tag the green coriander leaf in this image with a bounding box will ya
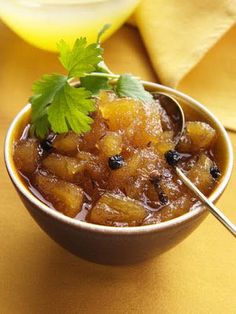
[97,24,111,43]
[57,38,103,78]
[30,115,50,139]
[48,83,95,134]
[96,62,110,74]
[32,74,65,94]
[97,61,114,75]
[80,75,111,95]
[30,74,67,138]
[116,74,153,103]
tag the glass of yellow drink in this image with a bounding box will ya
[0,0,140,52]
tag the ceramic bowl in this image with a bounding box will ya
[4,82,233,265]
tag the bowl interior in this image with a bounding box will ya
[4,82,234,234]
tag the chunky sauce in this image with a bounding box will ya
[13,91,221,227]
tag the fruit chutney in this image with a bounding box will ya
[13,91,221,227]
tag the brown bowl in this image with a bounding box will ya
[4,82,233,265]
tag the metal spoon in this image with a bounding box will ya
[152,92,185,143]
[152,92,236,237]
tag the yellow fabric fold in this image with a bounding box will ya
[134,0,236,130]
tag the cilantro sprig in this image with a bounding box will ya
[116,74,153,103]
[57,38,103,78]
[30,29,153,139]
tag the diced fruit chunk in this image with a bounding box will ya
[187,154,214,194]
[108,151,142,190]
[79,110,107,152]
[99,92,162,147]
[159,195,193,222]
[128,104,163,147]
[53,131,81,155]
[35,172,83,217]
[98,132,123,157]
[159,178,182,201]
[178,121,216,152]
[77,151,109,183]
[109,147,162,200]
[155,131,175,154]
[42,153,84,182]
[99,95,143,130]
[89,193,147,226]
[14,139,40,174]
[187,122,216,149]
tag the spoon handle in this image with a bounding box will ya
[175,166,236,237]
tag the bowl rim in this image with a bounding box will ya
[4,81,234,235]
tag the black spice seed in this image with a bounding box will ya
[210,166,221,179]
[108,155,124,170]
[165,150,181,166]
[158,191,169,205]
[41,139,53,151]
[149,172,169,205]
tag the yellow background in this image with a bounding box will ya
[135,0,236,131]
[0,22,236,313]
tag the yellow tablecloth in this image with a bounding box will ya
[134,0,236,131]
[0,22,236,314]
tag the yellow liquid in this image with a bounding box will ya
[0,0,140,52]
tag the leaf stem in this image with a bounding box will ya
[85,72,140,80]
[67,72,140,87]
[85,72,120,79]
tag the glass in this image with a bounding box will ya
[0,0,140,52]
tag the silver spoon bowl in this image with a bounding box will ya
[152,92,185,142]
